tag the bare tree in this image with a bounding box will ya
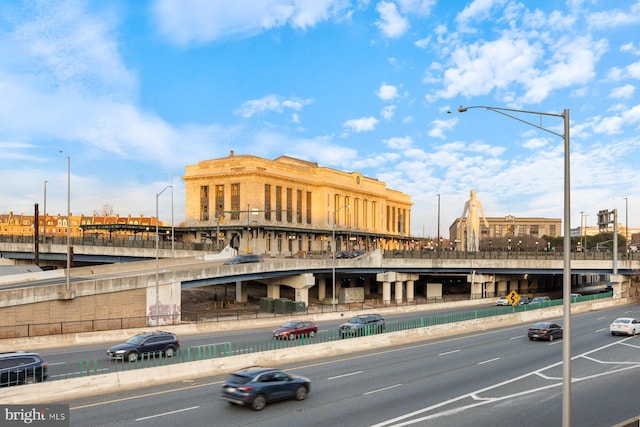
[93,204,114,216]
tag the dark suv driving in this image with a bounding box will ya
[0,352,48,386]
[107,331,180,362]
[339,314,385,337]
[221,367,310,411]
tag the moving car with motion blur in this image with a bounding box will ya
[528,322,563,341]
[0,352,48,387]
[609,317,640,336]
[221,367,310,411]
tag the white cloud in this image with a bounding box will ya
[376,83,399,101]
[587,2,640,30]
[235,95,313,118]
[522,137,549,150]
[428,117,457,139]
[628,61,640,79]
[456,0,506,32]
[414,36,430,49]
[383,136,413,149]
[620,42,640,55]
[397,0,436,16]
[343,116,379,132]
[610,84,635,99]
[375,1,409,38]
[152,0,352,44]
[381,105,396,120]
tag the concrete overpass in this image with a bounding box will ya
[1,245,638,335]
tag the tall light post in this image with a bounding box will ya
[436,193,441,252]
[155,185,173,326]
[58,152,71,292]
[456,105,571,426]
[43,180,48,244]
[332,204,350,309]
[624,197,629,253]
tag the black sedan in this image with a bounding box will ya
[528,322,563,341]
[221,367,310,411]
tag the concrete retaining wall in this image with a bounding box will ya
[0,297,629,404]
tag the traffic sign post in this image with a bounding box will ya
[507,290,520,307]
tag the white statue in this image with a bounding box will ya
[459,189,489,252]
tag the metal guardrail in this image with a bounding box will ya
[39,292,612,382]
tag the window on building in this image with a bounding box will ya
[296,190,302,223]
[286,188,293,222]
[231,183,240,220]
[215,185,224,220]
[264,185,272,220]
[200,185,210,221]
[550,225,556,236]
[354,198,359,228]
[275,186,282,221]
[306,192,312,224]
[530,225,539,235]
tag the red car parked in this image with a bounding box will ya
[273,321,318,340]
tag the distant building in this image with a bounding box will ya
[0,212,163,241]
[449,215,562,251]
[182,151,413,255]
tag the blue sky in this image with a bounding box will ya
[1,0,639,238]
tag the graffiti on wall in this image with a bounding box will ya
[147,303,181,323]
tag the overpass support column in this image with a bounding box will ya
[382,282,391,304]
[467,273,494,299]
[317,276,326,301]
[364,278,372,297]
[395,281,403,304]
[267,284,280,299]
[406,279,415,302]
[610,274,635,299]
[235,280,247,304]
[295,288,309,306]
[496,280,508,295]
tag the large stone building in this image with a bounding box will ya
[182,151,413,255]
[449,215,562,251]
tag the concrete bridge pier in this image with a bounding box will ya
[260,274,316,306]
[610,274,638,299]
[146,277,181,327]
[235,280,247,303]
[317,276,326,300]
[468,273,495,299]
[376,272,419,303]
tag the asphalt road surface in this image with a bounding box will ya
[63,303,640,427]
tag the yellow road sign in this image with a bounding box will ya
[507,290,520,306]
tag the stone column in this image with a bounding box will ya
[406,279,415,302]
[267,284,280,299]
[317,276,326,301]
[382,281,391,304]
[395,280,403,304]
[235,280,247,303]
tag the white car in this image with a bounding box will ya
[610,317,640,336]
[495,297,509,306]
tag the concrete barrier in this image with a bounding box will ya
[0,297,629,404]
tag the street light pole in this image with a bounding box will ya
[456,105,571,427]
[332,204,350,309]
[625,197,629,253]
[155,185,172,326]
[43,180,48,244]
[58,152,71,292]
[437,193,441,252]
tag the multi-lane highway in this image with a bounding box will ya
[38,305,499,381]
[61,303,640,427]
